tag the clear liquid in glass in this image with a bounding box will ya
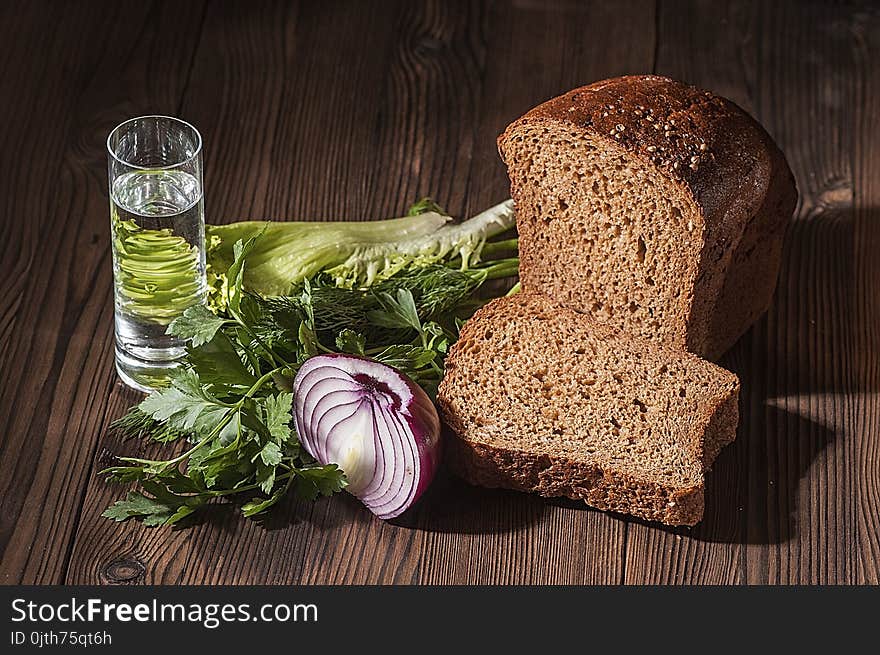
[111,169,206,392]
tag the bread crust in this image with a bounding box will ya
[498,75,797,360]
[444,436,705,526]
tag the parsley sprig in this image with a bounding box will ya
[103,236,347,525]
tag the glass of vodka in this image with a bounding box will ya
[107,116,206,392]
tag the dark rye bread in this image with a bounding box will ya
[498,75,797,361]
[436,293,740,526]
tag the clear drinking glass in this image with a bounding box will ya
[107,116,207,392]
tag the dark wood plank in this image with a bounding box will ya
[0,0,48,372]
[0,0,207,584]
[749,0,863,582]
[851,3,880,584]
[623,0,874,584]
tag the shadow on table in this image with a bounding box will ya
[659,405,835,545]
[391,466,545,534]
[734,205,875,398]
[396,335,840,542]
[394,405,837,544]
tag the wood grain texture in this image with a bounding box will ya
[0,0,207,584]
[621,0,880,585]
[850,2,880,584]
[748,0,860,585]
[1,0,876,585]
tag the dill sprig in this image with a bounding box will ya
[111,408,189,444]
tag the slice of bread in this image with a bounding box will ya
[498,75,797,360]
[436,293,740,526]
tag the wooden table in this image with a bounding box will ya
[2,0,878,585]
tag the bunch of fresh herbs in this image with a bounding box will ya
[103,199,518,526]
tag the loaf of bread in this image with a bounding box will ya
[437,293,740,526]
[498,75,797,360]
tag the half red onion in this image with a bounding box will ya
[293,354,441,519]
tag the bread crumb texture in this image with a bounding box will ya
[437,293,740,526]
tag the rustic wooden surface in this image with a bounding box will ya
[1,0,877,585]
